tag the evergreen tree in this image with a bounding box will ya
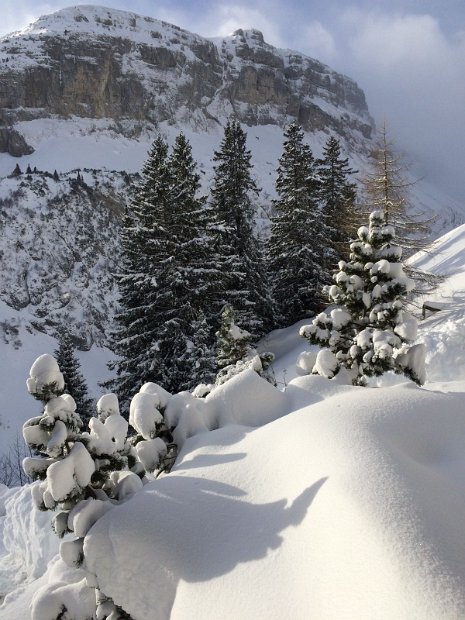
[23,354,140,619]
[54,330,93,424]
[187,312,218,389]
[215,304,275,387]
[11,163,22,177]
[267,122,325,327]
[109,136,180,404]
[300,211,426,386]
[109,134,219,403]
[209,118,272,337]
[168,134,218,388]
[317,136,357,262]
[216,304,253,369]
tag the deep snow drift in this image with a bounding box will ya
[2,372,465,619]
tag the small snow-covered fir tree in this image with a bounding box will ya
[300,211,426,386]
[54,329,93,424]
[129,382,177,476]
[215,305,275,386]
[187,312,218,389]
[268,122,326,327]
[216,305,252,369]
[23,354,141,620]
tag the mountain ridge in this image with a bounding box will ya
[0,4,373,156]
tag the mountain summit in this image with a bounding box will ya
[0,4,373,157]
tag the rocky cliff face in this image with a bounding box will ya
[0,5,373,156]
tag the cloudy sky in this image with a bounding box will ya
[2,0,465,201]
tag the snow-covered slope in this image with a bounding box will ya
[2,222,465,618]
[410,223,465,381]
[85,381,465,619]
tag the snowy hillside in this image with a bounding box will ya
[0,4,380,382]
[2,223,465,618]
[0,4,462,390]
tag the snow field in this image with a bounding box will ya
[83,377,465,619]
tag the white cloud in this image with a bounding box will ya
[302,21,336,60]
[330,8,465,201]
[153,2,284,48]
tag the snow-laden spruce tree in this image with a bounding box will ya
[109,134,219,403]
[267,122,326,327]
[210,118,272,337]
[300,211,426,386]
[215,305,275,386]
[54,329,93,425]
[317,136,357,263]
[108,136,174,409]
[23,354,141,620]
[168,133,218,389]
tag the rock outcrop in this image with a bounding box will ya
[0,6,373,147]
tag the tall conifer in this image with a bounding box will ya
[109,134,220,403]
[317,136,357,263]
[209,118,271,337]
[268,122,324,327]
[108,136,182,407]
[168,133,218,389]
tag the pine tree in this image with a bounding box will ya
[109,134,220,402]
[11,163,22,176]
[317,136,357,263]
[209,118,272,337]
[168,134,218,389]
[54,330,93,425]
[215,304,275,387]
[300,211,426,386]
[267,122,325,327]
[187,312,217,389]
[108,136,179,406]
[216,304,253,369]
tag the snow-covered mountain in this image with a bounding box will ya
[0,4,382,351]
[0,4,462,348]
[0,5,373,148]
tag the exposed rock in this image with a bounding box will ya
[0,6,374,142]
[0,127,34,156]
